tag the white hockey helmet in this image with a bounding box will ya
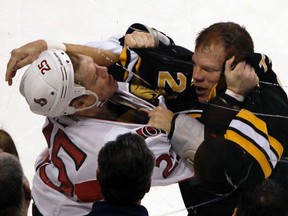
[20,49,100,117]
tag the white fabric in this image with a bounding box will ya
[45,40,67,51]
[32,115,194,216]
[86,35,140,83]
[170,114,205,164]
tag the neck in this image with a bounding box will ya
[75,102,149,124]
[75,102,119,120]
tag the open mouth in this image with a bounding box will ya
[108,75,118,89]
[108,75,113,86]
[195,86,207,95]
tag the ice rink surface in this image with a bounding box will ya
[1,0,288,215]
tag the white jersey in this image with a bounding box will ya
[32,116,194,216]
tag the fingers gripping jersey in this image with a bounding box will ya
[86,35,194,99]
[32,116,193,216]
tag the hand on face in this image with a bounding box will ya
[225,56,259,97]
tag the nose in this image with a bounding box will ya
[97,65,109,78]
[192,65,204,81]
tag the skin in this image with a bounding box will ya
[5,31,154,86]
[192,45,224,103]
[75,42,225,112]
[148,44,225,133]
[71,54,122,118]
[75,54,118,102]
[148,44,258,133]
[4,32,154,119]
[4,31,257,124]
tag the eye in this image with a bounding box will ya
[203,67,221,73]
[92,66,98,84]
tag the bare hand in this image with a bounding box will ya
[124,31,155,48]
[148,105,174,133]
[225,56,259,97]
[6,40,47,85]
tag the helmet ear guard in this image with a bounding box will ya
[20,49,101,117]
[70,89,103,114]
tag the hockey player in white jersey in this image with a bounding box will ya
[19,49,195,216]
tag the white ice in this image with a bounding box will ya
[1,0,288,215]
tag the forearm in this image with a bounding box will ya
[64,43,119,66]
[46,40,120,67]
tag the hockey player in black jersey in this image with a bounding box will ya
[148,22,288,216]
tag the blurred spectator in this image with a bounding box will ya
[0,129,19,158]
[0,151,31,216]
[233,179,288,216]
[86,133,155,216]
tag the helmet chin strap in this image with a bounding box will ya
[74,90,104,113]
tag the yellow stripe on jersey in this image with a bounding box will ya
[119,47,129,81]
[236,109,267,133]
[208,84,217,101]
[135,56,142,73]
[225,109,283,178]
[120,47,128,65]
[119,46,143,83]
[187,113,202,119]
[268,135,283,160]
[225,129,272,178]
[236,109,283,163]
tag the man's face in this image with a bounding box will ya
[75,54,118,101]
[192,44,225,103]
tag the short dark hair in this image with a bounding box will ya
[195,22,254,65]
[0,152,24,215]
[97,133,155,203]
[236,179,288,216]
[0,129,19,158]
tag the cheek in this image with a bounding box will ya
[95,84,113,100]
[207,73,221,85]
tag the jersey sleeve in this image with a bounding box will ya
[133,125,194,186]
[85,34,124,55]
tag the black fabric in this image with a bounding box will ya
[201,93,242,135]
[32,202,44,216]
[130,46,194,97]
[85,201,149,216]
[179,179,243,216]
[125,23,175,46]
[194,136,264,191]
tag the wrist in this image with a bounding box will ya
[45,40,66,51]
[225,89,245,102]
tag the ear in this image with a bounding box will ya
[71,95,96,109]
[96,167,101,178]
[145,179,152,193]
[23,177,32,201]
[96,167,100,175]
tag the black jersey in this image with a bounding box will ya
[109,45,194,100]
[179,53,288,216]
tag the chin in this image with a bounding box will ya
[198,97,208,103]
